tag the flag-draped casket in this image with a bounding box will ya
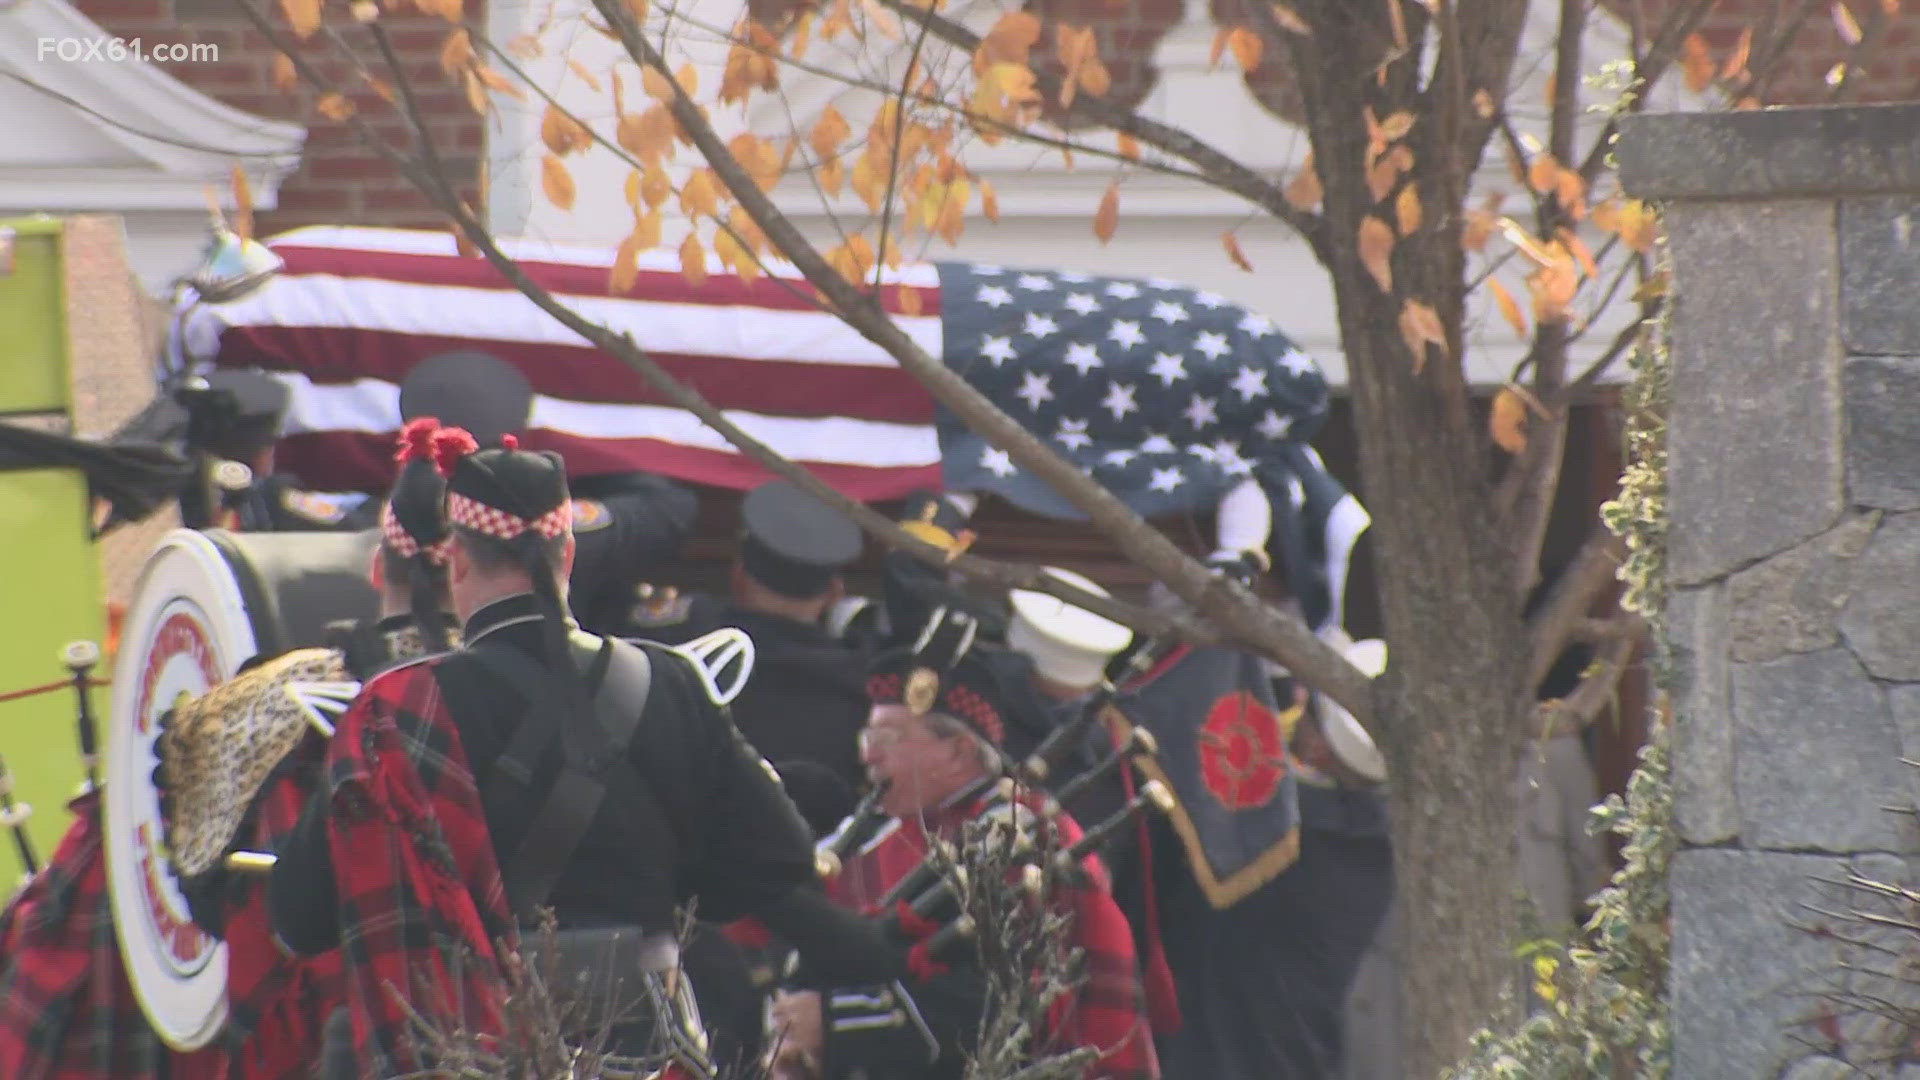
[171,226,1366,630]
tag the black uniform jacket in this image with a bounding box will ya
[269,595,905,981]
[1146,782,1394,1080]
[628,594,871,831]
[567,474,699,635]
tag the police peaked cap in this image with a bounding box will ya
[739,479,863,599]
[399,350,534,449]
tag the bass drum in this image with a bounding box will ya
[103,528,378,1050]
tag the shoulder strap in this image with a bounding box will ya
[471,634,655,920]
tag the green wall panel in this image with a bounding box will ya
[0,469,105,884]
[0,216,69,416]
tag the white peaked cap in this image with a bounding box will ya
[1317,631,1388,783]
[1007,567,1135,690]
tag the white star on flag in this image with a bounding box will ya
[1188,443,1220,464]
[1017,274,1054,291]
[1212,438,1249,473]
[1148,466,1186,492]
[1194,291,1229,308]
[1257,410,1294,439]
[972,264,1005,275]
[1141,433,1176,455]
[977,284,1014,308]
[1108,320,1146,349]
[1062,342,1103,375]
[1057,271,1093,283]
[981,447,1018,476]
[1022,311,1059,339]
[1195,331,1231,359]
[1101,382,1139,421]
[1016,371,1054,410]
[1103,448,1139,467]
[1105,281,1141,299]
[1231,366,1269,401]
[1146,277,1181,291]
[1149,352,1187,386]
[981,336,1016,366]
[1280,349,1318,377]
[1183,394,1218,429]
[1239,313,1276,337]
[1063,293,1100,314]
[1150,300,1190,324]
[1056,418,1093,450]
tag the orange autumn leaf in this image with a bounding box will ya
[1227,26,1263,72]
[1472,89,1495,119]
[975,10,1042,74]
[643,64,676,102]
[1395,183,1423,235]
[1463,208,1498,252]
[1490,386,1529,453]
[230,164,254,243]
[1527,151,1560,194]
[1285,156,1323,211]
[364,74,397,104]
[1118,132,1140,161]
[279,0,321,39]
[679,233,709,286]
[1680,33,1715,91]
[611,228,644,293]
[541,103,593,156]
[981,178,1000,222]
[1223,230,1254,272]
[1559,228,1599,278]
[440,28,474,75]
[1616,199,1659,253]
[1488,277,1528,340]
[1397,299,1446,375]
[640,163,672,208]
[1209,26,1231,69]
[1271,3,1311,33]
[272,53,297,93]
[1722,27,1753,81]
[1360,216,1396,293]
[1093,182,1120,244]
[680,168,721,219]
[812,105,851,161]
[316,92,356,121]
[1834,0,1864,44]
[897,282,924,316]
[631,209,663,251]
[540,154,576,211]
[567,59,603,92]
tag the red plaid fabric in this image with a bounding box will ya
[445,491,571,541]
[221,737,344,1080]
[830,792,1160,1080]
[0,792,228,1080]
[380,503,451,565]
[319,660,518,1076]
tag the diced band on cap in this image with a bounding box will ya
[447,490,572,541]
[381,503,453,565]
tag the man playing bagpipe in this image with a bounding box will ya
[263,437,928,1079]
[0,418,469,1080]
[767,627,1161,1080]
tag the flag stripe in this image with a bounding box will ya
[275,431,942,502]
[183,275,943,373]
[267,241,943,317]
[217,326,936,423]
[267,371,940,466]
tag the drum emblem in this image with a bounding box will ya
[130,605,221,975]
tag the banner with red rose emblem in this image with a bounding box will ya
[1109,645,1302,909]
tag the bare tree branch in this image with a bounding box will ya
[1524,526,1628,690]
[588,0,1378,726]
[1537,612,1645,734]
[234,0,1244,662]
[872,0,1328,259]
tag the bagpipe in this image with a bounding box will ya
[796,607,1178,987]
[4,522,762,1056]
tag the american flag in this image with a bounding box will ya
[173,226,1367,629]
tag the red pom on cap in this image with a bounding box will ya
[501,434,519,450]
[430,426,479,478]
[395,417,440,465]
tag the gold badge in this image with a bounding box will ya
[904,667,939,715]
[571,498,610,533]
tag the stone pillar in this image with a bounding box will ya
[1619,104,1920,1079]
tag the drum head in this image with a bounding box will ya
[104,531,256,1050]
[104,528,380,1049]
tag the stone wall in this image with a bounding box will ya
[1619,103,1920,1079]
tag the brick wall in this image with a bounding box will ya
[70,0,484,236]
